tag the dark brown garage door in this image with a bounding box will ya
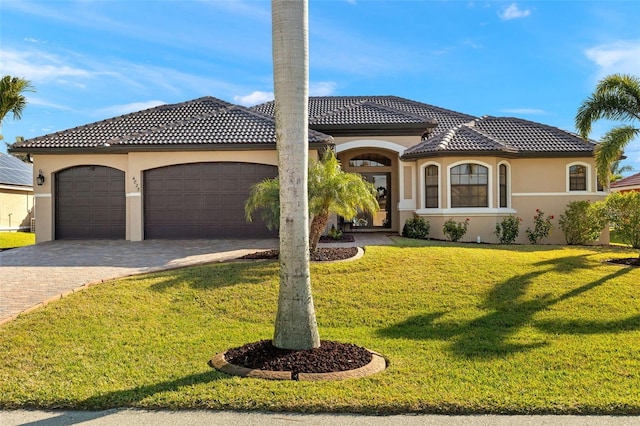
[55,165,126,240]
[144,162,278,239]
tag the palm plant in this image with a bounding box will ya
[575,73,640,184]
[246,150,379,253]
[0,75,35,141]
[609,159,634,183]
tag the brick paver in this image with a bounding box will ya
[0,234,394,325]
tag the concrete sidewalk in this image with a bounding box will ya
[1,409,638,426]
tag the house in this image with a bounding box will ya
[0,153,34,232]
[610,172,640,193]
[10,95,608,244]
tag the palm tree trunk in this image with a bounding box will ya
[309,212,329,253]
[271,0,320,350]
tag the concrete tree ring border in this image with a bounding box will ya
[209,349,387,381]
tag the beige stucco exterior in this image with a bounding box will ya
[0,184,34,232]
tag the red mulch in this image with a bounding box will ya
[319,234,356,243]
[224,340,372,375]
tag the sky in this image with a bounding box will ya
[1,0,639,174]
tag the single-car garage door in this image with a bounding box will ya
[55,165,126,239]
[144,162,278,239]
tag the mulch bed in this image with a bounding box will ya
[319,234,356,243]
[224,339,372,375]
[240,247,358,262]
[606,257,640,267]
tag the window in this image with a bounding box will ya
[569,165,587,191]
[450,163,488,208]
[425,165,438,208]
[348,154,391,167]
[499,164,508,208]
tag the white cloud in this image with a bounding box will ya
[499,3,532,21]
[500,108,546,115]
[96,101,166,118]
[585,40,640,78]
[310,81,337,97]
[234,91,274,106]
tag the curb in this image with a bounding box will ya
[209,349,386,381]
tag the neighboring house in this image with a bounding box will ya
[0,153,34,232]
[610,172,640,193]
[10,95,607,244]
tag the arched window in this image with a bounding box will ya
[450,163,488,208]
[348,154,392,167]
[499,163,508,208]
[425,165,439,208]
[569,165,587,191]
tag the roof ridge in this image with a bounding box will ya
[462,117,518,151]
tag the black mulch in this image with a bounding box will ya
[224,339,372,375]
[606,257,640,267]
[319,234,356,243]
[240,247,358,262]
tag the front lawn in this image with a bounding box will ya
[0,232,35,250]
[1,239,639,414]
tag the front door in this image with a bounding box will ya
[354,172,391,229]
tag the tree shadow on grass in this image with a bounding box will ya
[78,370,225,410]
[124,261,279,293]
[378,254,636,359]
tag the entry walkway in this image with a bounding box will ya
[0,234,394,325]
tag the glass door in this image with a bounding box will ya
[354,172,391,229]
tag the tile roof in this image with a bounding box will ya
[611,172,640,189]
[0,153,33,187]
[402,116,597,158]
[10,97,332,152]
[253,96,473,134]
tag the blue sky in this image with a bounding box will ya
[1,0,639,173]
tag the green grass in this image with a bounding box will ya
[0,232,35,249]
[1,239,639,414]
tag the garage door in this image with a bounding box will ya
[55,166,126,240]
[144,162,278,239]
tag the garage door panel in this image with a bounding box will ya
[144,162,277,239]
[55,166,125,240]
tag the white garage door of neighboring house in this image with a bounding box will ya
[143,162,278,239]
[55,165,126,240]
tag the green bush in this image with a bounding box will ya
[600,191,640,249]
[559,201,606,245]
[525,209,554,244]
[494,215,521,244]
[327,224,343,240]
[402,214,430,239]
[443,218,469,242]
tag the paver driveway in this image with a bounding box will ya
[0,234,393,325]
[0,239,278,324]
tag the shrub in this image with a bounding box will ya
[402,214,430,239]
[559,200,606,245]
[525,209,554,244]
[600,191,640,249]
[327,224,343,240]
[443,218,469,242]
[494,215,521,244]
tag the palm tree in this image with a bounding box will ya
[610,159,634,183]
[270,0,319,350]
[576,73,640,184]
[0,75,35,141]
[246,150,379,252]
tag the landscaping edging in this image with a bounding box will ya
[209,349,387,381]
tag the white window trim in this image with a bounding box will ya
[566,161,591,193]
[447,160,493,209]
[420,161,441,210]
[497,161,511,209]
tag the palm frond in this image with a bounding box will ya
[595,125,639,183]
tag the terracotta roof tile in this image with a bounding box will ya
[611,172,640,189]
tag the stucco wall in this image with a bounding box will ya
[0,186,34,231]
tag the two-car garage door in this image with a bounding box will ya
[144,162,278,239]
[55,162,277,240]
